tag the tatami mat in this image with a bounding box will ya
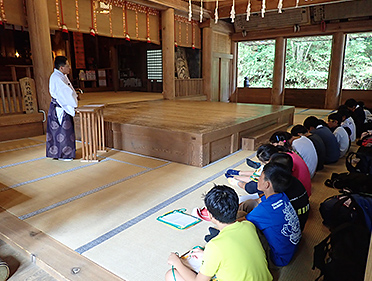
[0,108,351,281]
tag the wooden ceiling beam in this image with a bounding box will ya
[231,18,372,41]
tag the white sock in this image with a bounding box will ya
[227,177,241,188]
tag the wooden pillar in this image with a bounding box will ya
[231,41,238,96]
[110,45,119,92]
[161,8,175,100]
[271,37,286,105]
[202,27,213,101]
[26,0,53,132]
[325,32,346,109]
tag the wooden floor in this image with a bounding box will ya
[0,92,358,281]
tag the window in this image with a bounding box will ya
[343,32,372,90]
[238,40,275,88]
[285,36,332,89]
[147,49,162,82]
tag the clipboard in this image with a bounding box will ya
[156,209,201,230]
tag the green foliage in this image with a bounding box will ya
[238,41,275,87]
[285,36,332,89]
[343,33,372,90]
[237,33,372,90]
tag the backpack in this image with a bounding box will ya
[313,223,370,281]
[346,146,372,174]
[324,172,372,195]
[314,192,372,281]
[319,193,367,229]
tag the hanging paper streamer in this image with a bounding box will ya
[109,4,113,37]
[200,0,203,23]
[174,15,177,47]
[75,0,80,30]
[188,0,192,21]
[278,0,283,13]
[146,10,151,43]
[124,1,130,40]
[230,0,235,23]
[246,0,251,21]
[56,0,61,28]
[92,0,97,33]
[261,0,266,18]
[192,21,195,49]
[296,0,299,8]
[214,0,218,24]
[0,0,6,25]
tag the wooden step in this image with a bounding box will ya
[0,113,44,141]
[0,208,125,281]
[241,123,289,151]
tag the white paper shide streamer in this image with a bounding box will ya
[188,0,192,21]
[246,0,251,21]
[296,0,299,8]
[230,0,235,23]
[261,0,266,18]
[278,0,283,13]
[200,0,203,23]
[215,0,219,24]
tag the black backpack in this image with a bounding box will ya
[324,172,372,195]
[313,223,370,281]
[319,193,366,229]
[313,193,372,281]
[346,146,372,174]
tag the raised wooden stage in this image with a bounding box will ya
[97,100,294,167]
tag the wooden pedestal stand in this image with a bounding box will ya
[75,104,106,162]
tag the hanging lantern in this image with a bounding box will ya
[230,0,235,23]
[261,0,266,18]
[188,0,192,21]
[200,0,203,23]
[278,0,283,13]
[90,27,96,36]
[61,24,68,40]
[62,24,68,33]
[214,0,219,24]
[246,0,251,21]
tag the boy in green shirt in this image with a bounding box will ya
[166,185,272,281]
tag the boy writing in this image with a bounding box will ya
[166,185,272,281]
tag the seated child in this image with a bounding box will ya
[225,144,279,194]
[338,105,356,142]
[269,132,312,197]
[270,130,318,179]
[270,153,310,231]
[245,163,302,267]
[291,124,326,171]
[165,185,272,281]
[327,112,350,158]
[303,116,340,164]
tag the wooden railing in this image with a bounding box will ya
[0,79,43,141]
[175,78,203,97]
[0,81,23,114]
